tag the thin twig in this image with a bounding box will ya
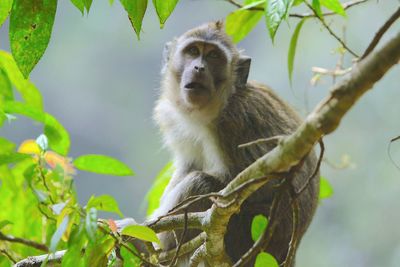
[361,6,400,59]
[0,249,17,264]
[304,1,359,57]
[0,232,49,252]
[169,210,189,266]
[295,140,324,196]
[225,0,369,18]
[282,196,300,267]
[387,135,400,171]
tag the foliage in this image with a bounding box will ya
[0,0,352,266]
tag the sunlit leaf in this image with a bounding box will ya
[319,176,334,199]
[251,214,269,242]
[4,101,70,155]
[9,0,57,78]
[152,0,178,28]
[0,51,43,110]
[120,0,147,39]
[320,0,345,16]
[0,0,13,27]
[255,252,279,267]
[265,0,294,42]
[62,225,87,267]
[83,0,92,13]
[239,0,266,10]
[120,242,141,267]
[74,154,134,176]
[312,0,322,18]
[0,220,12,230]
[146,161,174,216]
[0,68,13,101]
[50,215,69,252]
[0,152,31,165]
[18,139,41,155]
[288,18,306,83]
[226,0,264,43]
[122,224,160,244]
[70,0,85,15]
[0,137,15,154]
[87,237,115,267]
[86,195,123,217]
[44,113,70,156]
[293,0,303,6]
[86,207,98,242]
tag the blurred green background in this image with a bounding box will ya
[1,1,400,266]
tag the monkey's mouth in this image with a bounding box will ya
[184,82,206,92]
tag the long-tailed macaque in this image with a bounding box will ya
[151,21,320,267]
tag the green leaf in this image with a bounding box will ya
[122,224,160,244]
[226,0,264,43]
[74,154,134,176]
[312,0,322,18]
[146,162,174,216]
[265,0,294,42]
[44,113,70,155]
[293,0,303,6]
[0,68,13,101]
[4,101,70,155]
[319,176,334,199]
[288,18,306,83]
[152,0,178,28]
[0,220,12,230]
[62,225,87,267]
[239,0,266,10]
[87,237,115,267]
[120,0,148,40]
[0,137,16,154]
[0,0,12,27]
[0,152,31,165]
[9,0,57,78]
[50,215,69,252]
[83,0,93,13]
[85,207,98,242]
[0,51,43,110]
[254,252,279,267]
[120,242,141,267]
[251,214,269,242]
[70,0,85,15]
[86,195,123,217]
[320,0,346,16]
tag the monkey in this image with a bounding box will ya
[150,21,320,267]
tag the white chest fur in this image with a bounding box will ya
[154,100,228,178]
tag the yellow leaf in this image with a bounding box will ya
[18,139,41,155]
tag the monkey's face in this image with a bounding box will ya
[173,41,230,108]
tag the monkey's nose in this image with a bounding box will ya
[194,65,205,72]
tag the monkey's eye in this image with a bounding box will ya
[187,46,200,56]
[207,50,220,59]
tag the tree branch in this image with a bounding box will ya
[361,6,400,59]
[225,0,369,18]
[203,31,400,265]
[0,232,49,252]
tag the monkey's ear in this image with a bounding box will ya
[236,56,251,88]
[161,40,176,74]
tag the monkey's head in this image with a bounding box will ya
[161,21,251,114]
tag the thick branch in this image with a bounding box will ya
[14,250,66,267]
[204,31,400,265]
